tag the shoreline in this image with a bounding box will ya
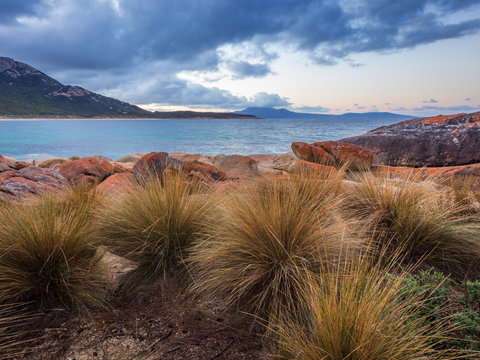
[0,116,261,121]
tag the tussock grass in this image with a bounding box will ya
[188,173,360,321]
[0,186,104,309]
[346,172,480,278]
[448,176,480,216]
[97,172,212,291]
[273,249,468,360]
[0,304,35,360]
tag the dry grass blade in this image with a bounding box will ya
[97,171,213,292]
[0,303,37,360]
[0,186,105,310]
[188,172,360,322]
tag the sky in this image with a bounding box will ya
[0,0,479,116]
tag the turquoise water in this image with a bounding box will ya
[0,118,393,160]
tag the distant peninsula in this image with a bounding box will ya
[235,107,414,121]
[0,57,257,119]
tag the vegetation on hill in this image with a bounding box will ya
[0,57,257,119]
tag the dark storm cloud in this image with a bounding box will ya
[1,0,479,106]
[227,61,272,79]
[0,0,43,23]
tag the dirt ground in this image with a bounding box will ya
[16,252,271,360]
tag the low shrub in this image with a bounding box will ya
[346,172,480,278]
[97,172,212,292]
[188,173,358,321]
[0,187,104,309]
[399,269,480,351]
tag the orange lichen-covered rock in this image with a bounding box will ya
[213,155,259,178]
[97,173,136,193]
[132,152,182,181]
[182,160,227,181]
[288,159,339,176]
[0,166,67,199]
[311,141,373,170]
[421,113,465,125]
[291,141,372,170]
[291,142,335,166]
[59,157,114,185]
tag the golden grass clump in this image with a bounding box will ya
[272,250,465,360]
[0,186,104,310]
[346,172,480,278]
[97,172,212,290]
[188,173,358,321]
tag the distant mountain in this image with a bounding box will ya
[236,107,414,121]
[0,57,256,119]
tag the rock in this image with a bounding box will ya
[115,153,145,163]
[288,159,338,176]
[213,155,259,178]
[341,111,480,167]
[0,155,16,172]
[0,166,67,199]
[182,160,227,181]
[291,141,373,170]
[311,141,373,170]
[97,173,136,193]
[169,152,215,165]
[291,142,335,166]
[37,157,68,169]
[132,152,182,181]
[87,155,113,162]
[112,162,134,173]
[248,154,284,175]
[272,152,296,171]
[59,157,114,185]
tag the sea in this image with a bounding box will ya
[0,118,394,161]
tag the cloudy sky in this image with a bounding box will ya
[1,0,479,116]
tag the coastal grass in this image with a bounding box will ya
[188,173,360,322]
[272,250,466,360]
[97,171,213,292]
[346,172,480,278]
[0,186,104,310]
[0,304,35,360]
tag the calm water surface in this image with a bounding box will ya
[0,118,394,160]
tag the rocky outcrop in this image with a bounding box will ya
[37,157,68,169]
[291,141,373,170]
[182,160,227,181]
[59,157,114,185]
[97,173,136,193]
[133,152,226,182]
[132,152,182,181]
[341,112,480,167]
[0,166,67,199]
[288,159,338,175]
[213,155,259,178]
[169,152,215,165]
[0,155,28,172]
